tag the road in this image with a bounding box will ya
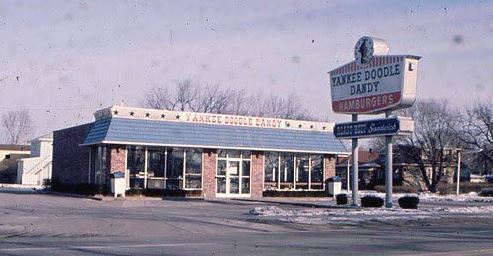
[0,191,492,255]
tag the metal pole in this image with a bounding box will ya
[347,155,350,192]
[351,114,359,206]
[385,111,393,208]
[456,150,461,196]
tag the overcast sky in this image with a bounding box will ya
[0,0,492,138]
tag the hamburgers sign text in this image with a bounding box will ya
[329,37,420,114]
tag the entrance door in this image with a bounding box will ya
[216,159,250,197]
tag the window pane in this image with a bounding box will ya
[94,146,107,185]
[130,178,144,189]
[241,151,251,159]
[217,160,227,176]
[217,177,226,193]
[242,161,250,177]
[185,149,202,174]
[296,155,309,189]
[280,153,294,189]
[127,146,145,176]
[218,149,227,158]
[311,155,324,183]
[241,178,250,194]
[185,149,202,189]
[230,177,239,193]
[147,179,164,189]
[228,150,241,159]
[166,148,183,189]
[89,147,97,183]
[147,147,166,178]
[185,176,201,189]
[264,152,278,190]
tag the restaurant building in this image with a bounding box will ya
[52,106,348,198]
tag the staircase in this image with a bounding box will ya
[20,155,52,185]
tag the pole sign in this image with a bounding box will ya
[329,37,421,114]
[334,117,414,139]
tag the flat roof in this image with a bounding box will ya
[0,144,30,151]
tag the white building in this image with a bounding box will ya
[17,134,53,185]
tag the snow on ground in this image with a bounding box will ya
[250,204,493,225]
[357,191,493,203]
[0,183,44,190]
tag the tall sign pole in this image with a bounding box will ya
[351,114,359,206]
[329,36,420,208]
[385,110,393,208]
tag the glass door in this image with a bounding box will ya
[228,161,240,194]
[216,150,251,197]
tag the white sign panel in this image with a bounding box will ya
[330,55,420,114]
[329,36,420,115]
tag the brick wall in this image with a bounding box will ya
[324,154,337,181]
[251,151,264,198]
[202,149,216,199]
[52,123,93,186]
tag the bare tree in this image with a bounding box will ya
[1,110,34,144]
[174,79,199,111]
[455,101,493,175]
[396,99,459,192]
[256,94,315,120]
[143,87,174,110]
[192,83,232,114]
[143,80,315,120]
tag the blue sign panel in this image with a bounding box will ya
[334,117,400,139]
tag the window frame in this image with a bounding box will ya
[125,145,203,191]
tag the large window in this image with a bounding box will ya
[264,152,325,191]
[166,148,184,189]
[90,146,107,185]
[125,146,202,190]
[185,149,202,189]
[127,146,146,189]
[146,147,166,189]
[296,155,309,189]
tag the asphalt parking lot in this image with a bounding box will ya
[0,191,493,256]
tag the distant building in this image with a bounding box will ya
[0,144,30,162]
[0,144,31,184]
[336,149,380,190]
[52,106,348,198]
[17,134,53,185]
[337,145,462,192]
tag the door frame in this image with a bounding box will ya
[215,152,251,198]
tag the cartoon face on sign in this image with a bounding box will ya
[354,37,374,65]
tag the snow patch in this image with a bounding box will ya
[250,205,493,225]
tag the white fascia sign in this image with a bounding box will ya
[329,36,421,114]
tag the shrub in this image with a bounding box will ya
[398,196,420,209]
[479,188,493,197]
[361,196,384,208]
[336,194,348,205]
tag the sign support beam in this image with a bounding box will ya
[351,114,359,206]
[385,110,393,208]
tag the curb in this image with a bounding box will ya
[38,190,104,201]
[231,198,356,209]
